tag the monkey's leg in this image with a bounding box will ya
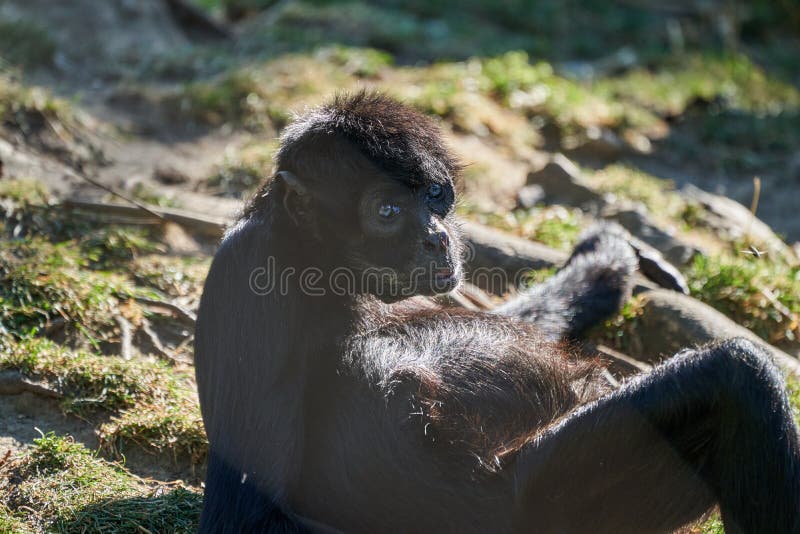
[200,450,343,533]
[512,338,800,534]
[494,223,637,339]
[200,450,302,533]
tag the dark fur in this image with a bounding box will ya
[195,92,800,533]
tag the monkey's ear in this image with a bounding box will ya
[276,170,309,226]
[277,171,307,196]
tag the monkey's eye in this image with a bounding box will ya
[378,204,401,218]
[427,183,443,200]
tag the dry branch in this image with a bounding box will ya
[134,296,197,326]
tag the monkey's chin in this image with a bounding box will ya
[369,275,460,303]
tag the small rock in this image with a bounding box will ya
[161,221,202,255]
[516,184,545,209]
[525,153,608,212]
[154,165,190,185]
[682,184,793,261]
[622,130,652,154]
[636,289,800,377]
[568,127,625,162]
[603,205,700,266]
[459,220,568,295]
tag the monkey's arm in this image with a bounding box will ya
[494,223,638,339]
[512,338,800,533]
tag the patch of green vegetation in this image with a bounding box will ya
[595,53,800,119]
[695,514,725,534]
[586,164,709,230]
[687,253,800,345]
[460,204,583,251]
[0,75,78,135]
[99,396,207,464]
[479,52,620,132]
[0,19,55,68]
[591,297,646,356]
[132,255,210,298]
[786,375,800,425]
[0,433,201,533]
[179,51,354,129]
[129,183,181,209]
[530,209,581,250]
[0,237,135,340]
[1,338,207,462]
[0,178,52,206]
[520,266,558,287]
[0,505,31,534]
[181,70,267,127]
[315,45,393,78]
[2,338,175,413]
[81,226,164,268]
[205,139,277,198]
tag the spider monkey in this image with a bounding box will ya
[195,91,800,533]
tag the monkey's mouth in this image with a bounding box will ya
[429,267,460,292]
[434,267,455,281]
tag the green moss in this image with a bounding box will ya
[460,204,583,251]
[0,505,31,533]
[0,178,52,206]
[0,238,136,339]
[0,433,201,532]
[99,399,207,464]
[478,52,622,133]
[181,70,266,127]
[696,514,726,534]
[132,255,210,299]
[0,76,77,133]
[591,297,646,356]
[316,45,393,77]
[1,338,207,462]
[1,338,173,412]
[205,139,277,198]
[687,253,800,345]
[595,53,800,118]
[587,164,697,227]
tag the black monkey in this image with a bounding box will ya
[195,92,800,533]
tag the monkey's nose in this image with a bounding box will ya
[424,230,449,253]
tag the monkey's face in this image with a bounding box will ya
[346,177,462,302]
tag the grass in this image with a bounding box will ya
[2,2,800,527]
[204,139,278,198]
[0,237,135,341]
[1,337,207,461]
[0,433,201,532]
[1,179,208,465]
[595,53,800,119]
[460,203,584,251]
[593,248,800,355]
[591,298,647,357]
[0,75,81,139]
[131,255,210,298]
[587,164,687,220]
[686,252,800,345]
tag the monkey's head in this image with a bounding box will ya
[254,91,464,302]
